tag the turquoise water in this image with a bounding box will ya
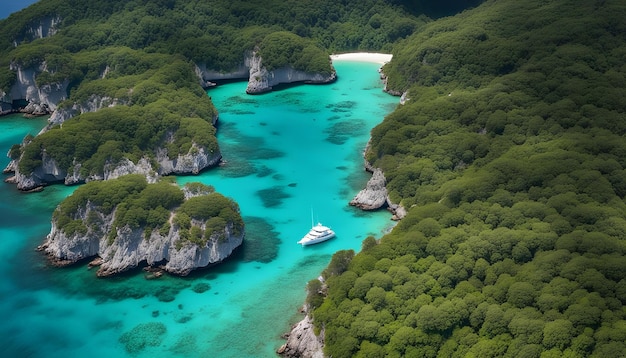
[0,61,398,357]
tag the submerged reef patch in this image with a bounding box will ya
[191,282,211,293]
[256,186,291,208]
[324,119,367,145]
[241,216,280,263]
[326,100,357,113]
[119,322,167,354]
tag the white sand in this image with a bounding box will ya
[330,52,392,64]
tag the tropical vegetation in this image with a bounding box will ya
[54,175,243,246]
[2,0,626,356]
[306,0,626,356]
[1,0,421,178]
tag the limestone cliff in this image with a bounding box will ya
[194,51,336,94]
[278,314,324,358]
[350,140,406,220]
[0,15,63,114]
[41,184,244,277]
[349,168,388,210]
[195,61,250,87]
[5,139,221,191]
[6,62,69,115]
[245,51,336,94]
[44,95,130,133]
[12,15,62,46]
[155,144,221,176]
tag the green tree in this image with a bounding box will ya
[543,319,575,350]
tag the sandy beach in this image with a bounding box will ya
[330,52,392,64]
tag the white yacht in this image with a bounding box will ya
[298,222,336,246]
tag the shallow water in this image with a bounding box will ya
[0,60,398,357]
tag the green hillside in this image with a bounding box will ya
[310,0,626,357]
[1,0,420,179]
[2,0,626,356]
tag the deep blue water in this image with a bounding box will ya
[0,60,398,357]
[0,0,39,19]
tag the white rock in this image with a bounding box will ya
[350,168,388,210]
[43,200,244,277]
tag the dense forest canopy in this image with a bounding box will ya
[54,175,243,245]
[0,0,429,181]
[307,0,626,357]
[3,0,626,356]
[0,0,425,76]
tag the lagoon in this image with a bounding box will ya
[0,60,398,357]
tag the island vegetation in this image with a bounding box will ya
[2,0,625,356]
[54,175,242,246]
[305,0,626,357]
[1,0,421,181]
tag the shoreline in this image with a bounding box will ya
[330,52,392,64]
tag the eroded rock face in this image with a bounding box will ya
[349,167,407,220]
[7,63,69,115]
[12,15,62,46]
[277,314,324,358]
[195,61,250,86]
[350,168,388,210]
[155,145,222,176]
[45,95,130,133]
[11,150,66,190]
[41,195,244,277]
[194,51,336,94]
[6,140,221,191]
[0,16,63,113]
[246,51,336,94]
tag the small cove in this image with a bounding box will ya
[0,60,398,357]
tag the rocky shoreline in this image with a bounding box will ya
[39,181,245,277]
[277,311,324,358]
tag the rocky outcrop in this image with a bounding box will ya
[44,95,129,132]
[87,157,158,184]
[194,51,336,94]
[1,17,61,116]
[6,140,221,191]
[246,51,336,94]
[194,62,250,87]
[350,168,388,210]
[40,190,244,277]
[12,16,62,46]
[5,149,65,190]
[350,168,407,220]
[2,62,69,115]
[155,144,221,176]
[277,314,324,358]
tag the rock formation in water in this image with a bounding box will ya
[350,138,406,220]
[350,168,389,210]
[277,314,325,358]
[40,181,244,277]
[195,50,336,95]
[350,167,407,220]
[245,50,336,94]
[4,137,221,191]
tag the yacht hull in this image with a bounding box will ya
[298,223,335,246]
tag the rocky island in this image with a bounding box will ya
[39,175,244,277]
[1,17,336,192]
